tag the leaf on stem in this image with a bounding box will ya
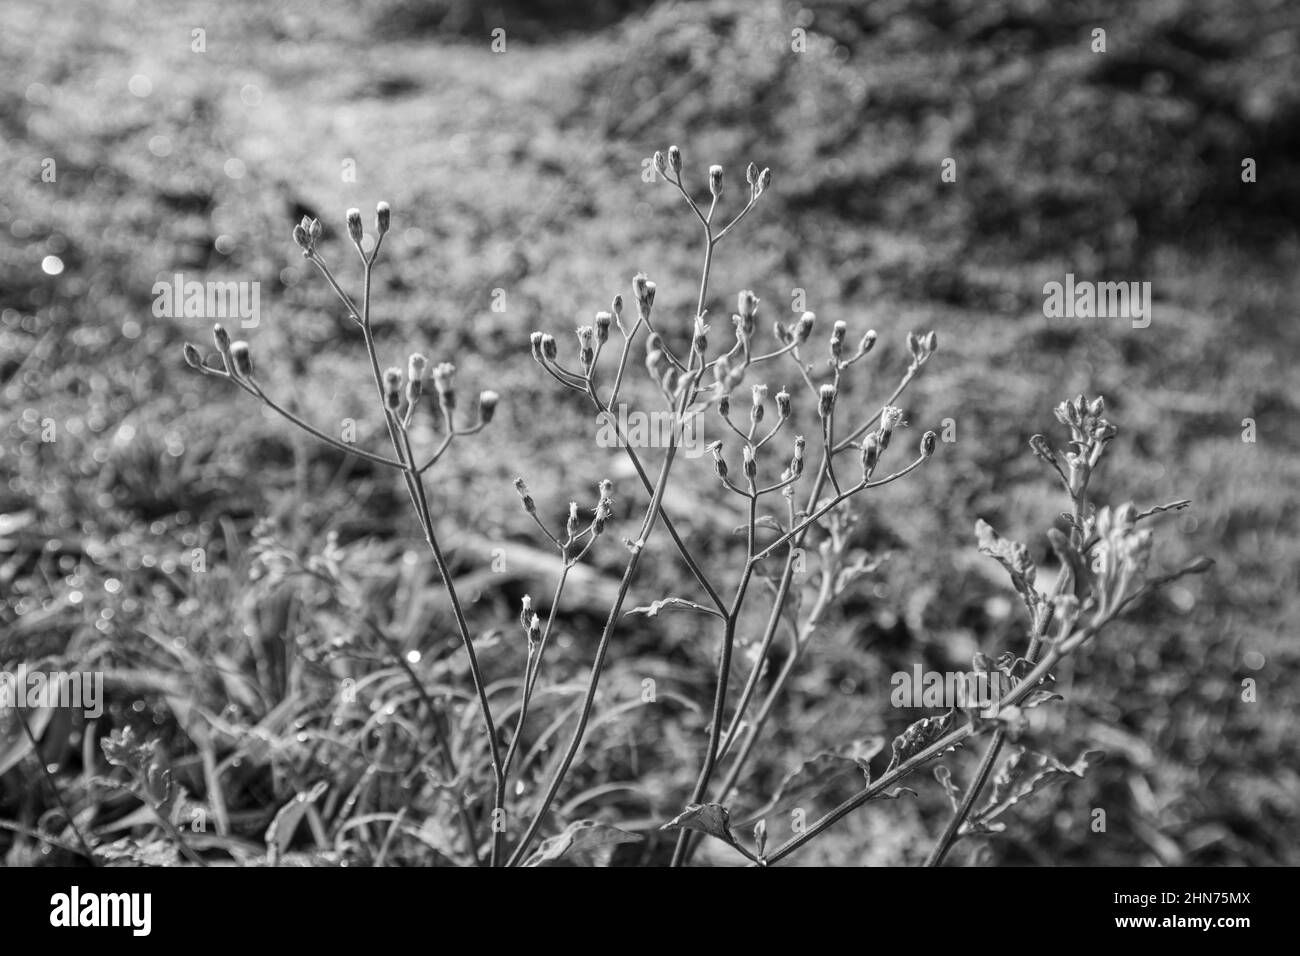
[520,820,643,867]
[975,519,1040,610]
[966,748,1103,835]
[886,709,958,772]
[735,745,881,826]
[626,597,722,619]
[661,803,739,849]
[265,781,328,864]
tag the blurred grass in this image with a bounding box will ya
[1,0,1297,865]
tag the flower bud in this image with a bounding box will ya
[530,331,544,361]
[751,384,767,426]
[794,311,815,344]
[861,433,880,477]
[566,501,580,540]
[383,366,403,410]
[775,388,791,420]
[213,323,232,361]
[514,477,536,514]
[920,430,937,459]
[433,362,456,410]
[592,496,613,536]
[830,320,847,360]
[859,329,877,356]
[541,334,558,361]
[924,330,938,354]
[709,441,728,479]
[789,434,806,478]
[520,595,533,632]
[878,405,905,450]
[757,167,772,192]
[737,290,758,320]
[182,343,203,369]
[746,162,758,185]
[229,340,253,379]
[407,353,427,404]
[817,383,837,419]
[632,273,655,316]
[653,150,666,176]
[576,325,596,370]
[479,390,499,423]
[375,201,391,237]
[773,320,793,345]
[742,445,757,479]
[667,145,682,174]
[612,294,623,320]
[708,165,724,198]
[292,222,309,249]
[346,208,363,246]
[718,393,731,418]
[907,331,922,362]
[1089,396,1105,418]
[594,311,612,345]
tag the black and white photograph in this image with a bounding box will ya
[0,0,1295,924]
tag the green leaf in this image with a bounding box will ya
[265,781,328,865]
[887,710,958,772]
[521,819,643,867]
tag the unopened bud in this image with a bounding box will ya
[653,150,666,175]
[594,311,611,345]
[213,323,231,360]
[541,334,558,361]
[757,167,771,192]
[433,362,456,410]
[407,353,427,404]
[292,223,308,249]
[830,320,847,360]
[346,208,363,246]
[737,290,758,320]
[924,330,938,354]
[718,393,731,418]
[229,340,254,379]
[566,501,580,540]
[709,441,727,479]
[520,595,533,632]
[383,367,403,410]
[708,165,723,198]
[742,445,757,479]
[774,321,793,345]
[530,331,544,361]
[859,329,877,356]
[182,343,203,370]
[775,388,791,419]
[817,383,837,419]
[746,162,758,185]
[375,202,391,238]
[478,390,499,423]
[667,145,682,174]
[794,311,815,344]
[920,430,937,459]
[1089,396,1105,418]
[861,433,880,477]
[514,478,536,514]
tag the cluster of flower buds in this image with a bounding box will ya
[783,310,814,346]
[291,216,323,256]
[861,405,908,479]
[1054,394,1113,443]
[906,330,939,368]
[198,323,255,380]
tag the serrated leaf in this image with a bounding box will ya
[972,747,1103,831]
[975,519,1039,608]
[887,710,957,772]
[521,820,642,867]
[661,803,738,848]
[735,750,874,826]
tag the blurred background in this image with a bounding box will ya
[1,0,1298,865]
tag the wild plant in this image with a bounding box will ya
[179,149,1208,866]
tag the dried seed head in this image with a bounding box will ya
[383,366,403,410]
[817,383,837,419]
[775,388,791,419]
[859,329,877,356]
[794,311,815,344]
[182,343,203,370]
[478,390,499,423]
[598,478,614,499]
[514,477,536,514]
[229,340,253,379]
[751,384,768,407]
[346,208,363,246]
[737,289,758,320]
[541,334,558,362]
[920,430,937,459]
[667,145,683,174]
[708,165,724,198]
[594,311,612,345]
